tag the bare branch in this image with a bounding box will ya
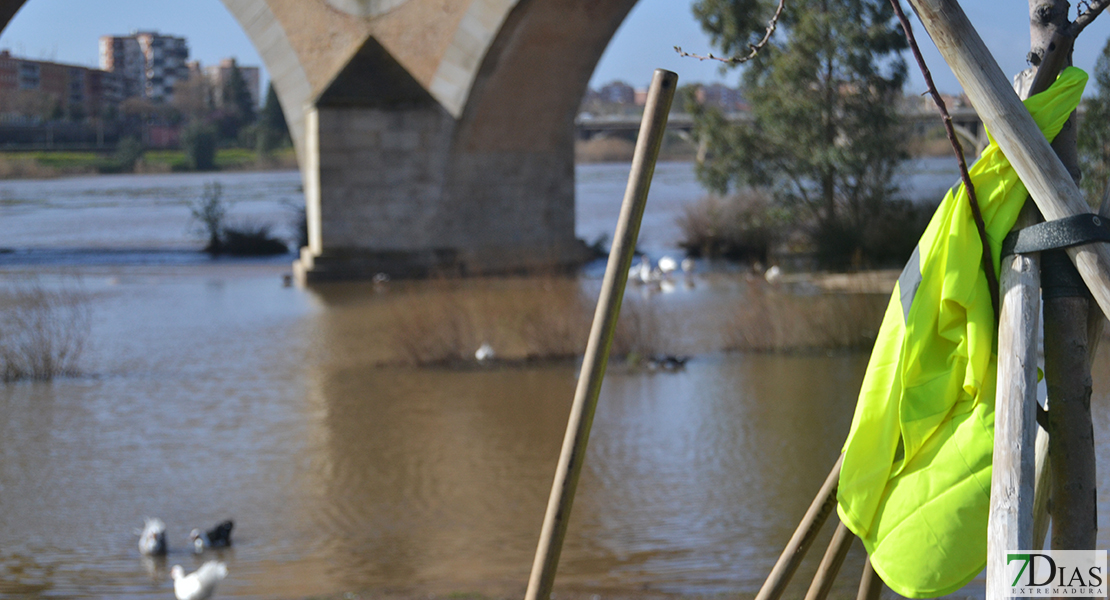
[674,0,786,65]
[889,0,1000,317]
[1071,0,1110,36]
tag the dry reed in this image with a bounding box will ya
[387,283,481,366]
[0,275,91,382]
[382,276,674,367]
[726,282,888,353]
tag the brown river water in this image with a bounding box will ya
[0,163,1108,599]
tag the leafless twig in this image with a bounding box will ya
[674,0,786,65]
[888,0,1000,317]
[1071,0,1110,36]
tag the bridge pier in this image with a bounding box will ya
[222,0,635,282]
[294,101,589,283]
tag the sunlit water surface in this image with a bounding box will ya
[0,162,1106,600]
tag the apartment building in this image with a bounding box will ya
[99,31,189,102]
[0,50,121,121]
[205,57,261,108]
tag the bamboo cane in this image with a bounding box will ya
[523,68,678,600]
[856,557,883,600]
[803,521,854,600]
[755,454,844,600]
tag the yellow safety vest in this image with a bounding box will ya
[837,67,1087,598]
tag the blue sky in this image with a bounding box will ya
[2,0,1110,95]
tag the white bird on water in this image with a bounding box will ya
[171,561,227,600]
[764,265,783,283]
[137,517,167,556]
[657,255,678,275]
[637,256,653,284]
[475,342,495,362]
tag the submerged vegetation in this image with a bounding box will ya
[0,276,91,383]
[189,181,290,256]
[363,273,889,368]
[379,276,687,367]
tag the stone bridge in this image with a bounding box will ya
[225,0,640,281]
[0,0,639,281]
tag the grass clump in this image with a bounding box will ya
[678,188,937,271]
[677,189,784,264]
[381,277,677,367]
[190,181,289,256]
[0,276,91,382]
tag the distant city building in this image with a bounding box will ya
[695,83,746,111]
[99,31,189,102]
[0,50,121,122]
[597,80,635,105]
[205,58,261,108]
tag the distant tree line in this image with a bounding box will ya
[0,61,291,173]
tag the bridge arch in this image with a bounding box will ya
[0,0,644,280]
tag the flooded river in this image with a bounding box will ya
[0,162,1107,599]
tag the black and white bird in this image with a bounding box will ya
[189,520,234,553]
[137,517,167,556]
[171,561,227,600]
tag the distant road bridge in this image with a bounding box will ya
[576,106,989,151]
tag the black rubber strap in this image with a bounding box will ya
[1001,213,1110,256]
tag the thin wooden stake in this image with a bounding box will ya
[523,68,678,600]
[803,521,854,600]
[985,28,1069,592]
[856,557,883,600]
[987,203,1042,598]
[755,455,844,600]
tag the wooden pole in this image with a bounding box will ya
[755,455,844,600]
[856,557,883,600]
[1032,426,1053,550]
[905,0,1110,322]
[987,203,1042,597]
[523,69,677,600]
[986,14,1069,593]
[803,521,854,600]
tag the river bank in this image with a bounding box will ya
[0,146,298,178]
[0,134,953,178]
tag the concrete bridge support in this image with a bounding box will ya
[221,0,639,281]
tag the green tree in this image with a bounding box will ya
[689,0,910,264]
[1078,35,1110,205]
[114,136,144,172]
[181,122,218,171]
[256,83,291,155]
[217,62,256,142]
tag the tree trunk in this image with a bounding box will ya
[1027,0,1098,554]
